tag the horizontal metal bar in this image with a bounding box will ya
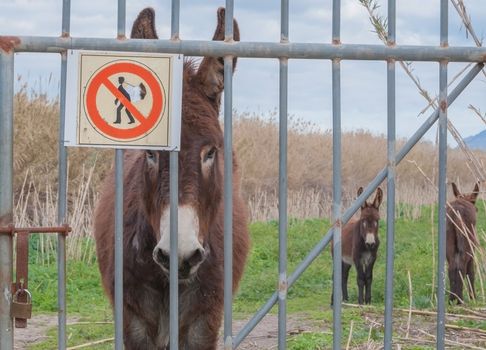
[233,62,483,347]
[3,36,486,62]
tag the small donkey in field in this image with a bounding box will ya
[332,187,383,304]
[446,182,480,304]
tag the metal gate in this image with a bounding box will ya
[1,0,485,349]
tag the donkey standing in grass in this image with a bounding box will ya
[93,7,250,350]
[446,182,480,304]
[332,187,383,305]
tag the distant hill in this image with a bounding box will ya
[464,129,486,151]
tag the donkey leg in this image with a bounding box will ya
[184,313,221,350]
[342,262,351,302]
[357,268,366,305]
[466,259,476,300]
[364,263,375,304]
[447,266,457,304]
[364,275,372,304]
[124,313,162,350]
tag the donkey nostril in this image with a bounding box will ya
[154,248,170,269]
[186,249,205,268]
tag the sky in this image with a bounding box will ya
[1,0,486,145]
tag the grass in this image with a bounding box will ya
[24,200,486,349]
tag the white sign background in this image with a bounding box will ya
[65,50,183,150]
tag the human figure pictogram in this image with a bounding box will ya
[114,76,136,124]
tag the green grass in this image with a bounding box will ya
[25,201,486,349]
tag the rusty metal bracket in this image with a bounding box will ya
[0,224,71,236]
[0,224,71,328]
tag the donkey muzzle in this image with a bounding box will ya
[153,247,207,280]
[365,233,376,249]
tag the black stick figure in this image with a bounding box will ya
[114,76,135,124]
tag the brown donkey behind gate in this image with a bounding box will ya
[93,8,250,350]
[332,187,383,305]
[446,182,480,304]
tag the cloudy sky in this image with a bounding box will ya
[1,0,485,144]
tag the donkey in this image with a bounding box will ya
[93,8,250,350]
[332,187,383,305]
[446,182,480,304]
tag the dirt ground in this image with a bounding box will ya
[13,308,486,349]
[14,315,59,350]
[218,315,314,349]
[13,314,313,350]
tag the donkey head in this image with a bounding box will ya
[357,187,383,249]
[451,182,480,207]
[131,8,239,281]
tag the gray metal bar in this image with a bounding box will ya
[57,2,70,349]
[169,151,179,350]
[278,1,289,349]
[331,62,342,350]
[224,3,234,349]
[0,49,14,350]
[384,0,396,348]
[117,0,126,38]
[233,62,483,348]
[57,50,68,350]
[171,0,180,40]
[331,1,342,349]
[169,1,180,349]
[6,36,486,62]
[114,149,124,350]
[114,2,125,348]
[437,1,448,348]
[61,0,71,37]
[224,1,234,41]
[223,54,234,350]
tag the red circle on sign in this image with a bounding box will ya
[85,61,164,140]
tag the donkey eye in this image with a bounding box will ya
[204,147,217,162]
[362,221,367,228]
[146,150,156,162]
[373,221,378,228]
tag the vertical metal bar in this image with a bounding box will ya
[384,0,396,348]
[114,2,126,349]
[169,2,180,349]
[278,2,289,349]
[223,56,234,350]
[117,0,126,38]
[437,1,448,348]
[331,0,342,349]
[223,3,234,348]
[57,2,71,349]
[0,50,14,350]
[114,150,124,350]
[171,0,180,40]
[169,152,179,350]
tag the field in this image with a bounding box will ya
[9,90,486,349]
[15,202,486,349]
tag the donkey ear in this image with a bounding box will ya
[470,182,480,204]
[451,182,461,198]
[131,8,158,39]
[195,7,240,104]
[373,187,383,209]
[357,187,367,209]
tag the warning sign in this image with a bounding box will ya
[65,51,183,150]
